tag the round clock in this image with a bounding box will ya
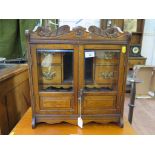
[132,46,140,54]
[129,45,141,57]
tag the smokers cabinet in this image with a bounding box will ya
[26,25,131,128]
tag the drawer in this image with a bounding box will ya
[95,51,119,65]
[96,58,119,65]
[84,96,116,109]
[40,96,71,109]
[39,65,62,84]
[128,59,146,69]
[95,65,118,84]
[83,95,117,114]
[39,95,73,110]
[38,53,62,64]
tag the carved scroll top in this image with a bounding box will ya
[89,26,124,38]
[37,25,70,37]
[72,26,86,37]
[33,25,127,38]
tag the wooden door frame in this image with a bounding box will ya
[30,44,79,115]
[78,44,128,115]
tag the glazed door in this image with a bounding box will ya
[78,45,127,116]
[30,44,79,115]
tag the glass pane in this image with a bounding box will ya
[37,49,74,92]
[84,50,120,91]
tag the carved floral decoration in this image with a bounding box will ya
[72,26,86,37]
[88,26,123,38]
[36,25,70,37]
[34,25,124,38]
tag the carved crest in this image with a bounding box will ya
[29,25,130,41]
[72,26,86,37]
[88,26,124,38]
[36,25,70,37]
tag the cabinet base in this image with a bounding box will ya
[32,114,123,128]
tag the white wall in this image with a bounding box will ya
[141,19,155,65]
[59,19,100,31]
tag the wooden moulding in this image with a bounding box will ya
[35,114,121,126]
[27,25,131,44]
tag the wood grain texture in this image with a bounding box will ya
[95,65,118,84]
[0,64,28,82]
[10,108,135,135]
[6,79,30,131]
[128,57,146,69]
[0,97,9,135]
[39,65,62,84]
[0,65,30,134]
[124,94,155,135]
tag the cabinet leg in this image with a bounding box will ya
[32,116,36,129]
[119,117,124,128]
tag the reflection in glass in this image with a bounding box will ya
[84,50,120,91]
[37,49,73,92]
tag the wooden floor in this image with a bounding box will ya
[124,94,155,135]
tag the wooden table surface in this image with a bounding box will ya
[10,108,136,135]
[0,64,28,82]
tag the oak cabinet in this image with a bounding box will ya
[26,25,131,128]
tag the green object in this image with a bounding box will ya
[19,19,38,58]
[0,19,57,59]
[0,19,20,59]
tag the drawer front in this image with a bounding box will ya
[95,51,119,65]
[40,96,72,109]
[128,59,146,68]
[83,95,117,114]
[38,93,76,115]
[38,53,62,64]
[39,65,62,84]
[95,65,118,84]
[96,58,119,65]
